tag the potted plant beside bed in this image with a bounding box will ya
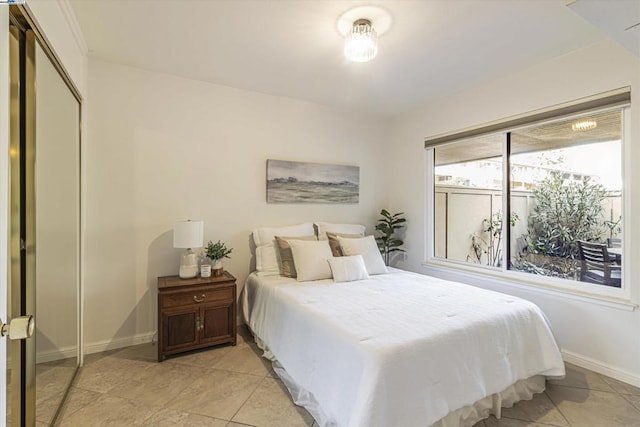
[375,209,406,266]
[203,240,233,277]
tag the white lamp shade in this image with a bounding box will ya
[173,220,204,249]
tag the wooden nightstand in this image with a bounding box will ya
[157,271,237,362]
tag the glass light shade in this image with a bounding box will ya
[344,19,378,63]
[173,220,204,249]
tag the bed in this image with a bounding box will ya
[242,268,565,427]
[243,270,564,427]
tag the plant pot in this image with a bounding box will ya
[212,259,223,277]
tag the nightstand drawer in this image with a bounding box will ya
[161,287,233,309]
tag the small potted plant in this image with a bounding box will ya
[203,240,233,277]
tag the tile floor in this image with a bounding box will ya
[52,326,640,427]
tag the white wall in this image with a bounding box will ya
[387,39,640,385]
[84,59,389,352]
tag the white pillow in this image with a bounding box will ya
[337,235,388,275]
[252,223,314,274]
[255,246,279,275]
[315,222,366,240]
[328,255,370,283]
[288,240,334,282]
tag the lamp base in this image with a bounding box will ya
[179,249,199,279]
[179,265,199,279]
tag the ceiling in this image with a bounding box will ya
[69,0,609,117]
[568,0,640,58]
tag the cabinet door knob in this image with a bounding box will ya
[193,294,206,303]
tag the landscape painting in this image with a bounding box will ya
[266,159,359,204]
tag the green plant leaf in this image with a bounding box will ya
[204,240,233,261]
[376,210,406,266]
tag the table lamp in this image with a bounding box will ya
[174,220,204,279]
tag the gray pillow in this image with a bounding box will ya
[326,232,364,257]
[275,235,317,277]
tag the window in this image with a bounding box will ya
[434,135,504,266]
[427,90,628,294]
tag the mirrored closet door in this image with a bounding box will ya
[33,36,81,426]
[7,7,82,426]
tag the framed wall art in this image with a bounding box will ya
[266,159,359,204]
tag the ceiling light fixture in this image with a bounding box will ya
[571,119,597,131]
[344,18,378,63]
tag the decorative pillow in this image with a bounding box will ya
[288,240,334,282]
[326,232,364,257]
[275,235,317,278]
[328,255,370,283]
[315,222,366,241]
[252,223,314,274]
[337,235,388,275]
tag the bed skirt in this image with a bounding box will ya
[255,334,546,427]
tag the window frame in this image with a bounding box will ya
[425,97,631,303]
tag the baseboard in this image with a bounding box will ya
[562,349,640,388]
[83,331,156,356]
[36,345,78,364]
[83,321,250,357]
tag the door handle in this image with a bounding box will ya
[0,315,35,340]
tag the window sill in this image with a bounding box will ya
[421,259,637,312]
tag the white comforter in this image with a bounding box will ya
[243,269,565,427]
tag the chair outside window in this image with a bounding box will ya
[607,237,622,248]
[577,241,621,287]
[606,237,622,265]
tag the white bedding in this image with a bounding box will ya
[242,269,565,427]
